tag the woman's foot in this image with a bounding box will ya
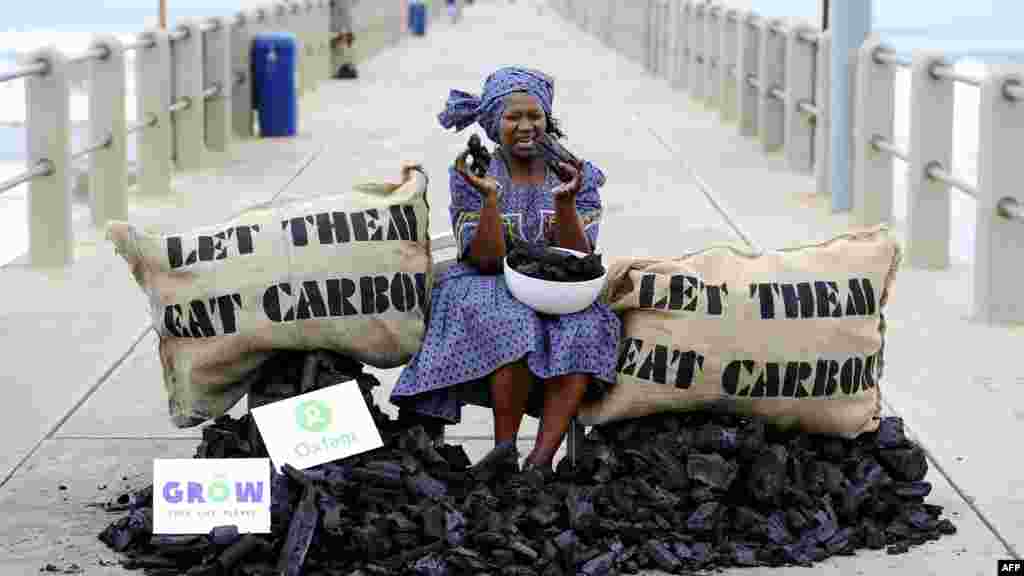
[470,440,520,484]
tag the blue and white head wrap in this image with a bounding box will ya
[438,67,555,143]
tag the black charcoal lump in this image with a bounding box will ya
[93,351,957,576]
[506,240,605,282]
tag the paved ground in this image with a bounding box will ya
[0,0,1018,573]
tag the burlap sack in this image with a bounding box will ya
[107,170,432,427]
[580,224,901,438]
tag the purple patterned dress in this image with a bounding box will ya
[389,155,622,423]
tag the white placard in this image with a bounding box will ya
[250,381,384,472]
[152,459,271,535]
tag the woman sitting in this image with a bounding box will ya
[390,67,621,473]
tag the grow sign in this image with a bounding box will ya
[152,459,271,535]
[250,381,383,472]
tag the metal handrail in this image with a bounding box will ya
[68,46,111,65]
[931,64,982,88]
[797,100,818,117]
[870,135,908,162]
[200,20,221,33]
[769,21,787,35]
[997,197,1024,223]
[0,60,49,83]
[71,133,114,162]
[798,30,819,45]
[169,96,191,113]
[0,160,53,195]
[123,35,156,51]
[926,162,977,199]
[768,87,785,101]
[169,27,190,42]
[1003,79,1023,101]
[127,114,158,135]
[873,48,911,68]
[203,83,222,100]
[746,75,760,90]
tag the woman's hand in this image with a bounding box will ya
[400,161,423,184]
[455,150,502,201]
[551,160,582,204]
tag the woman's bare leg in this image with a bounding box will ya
[527,374,588,467]
[490,360,533,444]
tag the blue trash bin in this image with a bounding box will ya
[251,32,297,138]
[409,2,427,36]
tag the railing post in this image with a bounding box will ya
[736,12,759,137]
[88,34,127,227]
[852,35,895,226]
[232,11,256,139]
[645,0,656,74]
[303,0,316,90]
[829,0,872,213]
[718,8,737,123]
[204,17,232,154]
[758,18,785,151]
[24,47,72,266]
[136,29,172,197]
[314,0,328,86]
[662,0,674,82]
[288,1,306,96]
[973,66,1024,324]
[906,50,954,269]
[172,20,206,172]
[785,23,817,173]
[674,1,690,91]
[704,5,719,106]
[689,3,704,100]
[815,31,832,195]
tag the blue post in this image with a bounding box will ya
[828,0,872,212]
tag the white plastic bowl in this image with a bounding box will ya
[504,248,608,315]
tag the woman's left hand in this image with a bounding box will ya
[551,161,582,203]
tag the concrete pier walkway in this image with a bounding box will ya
[0,1,1017,573]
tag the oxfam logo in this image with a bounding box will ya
[296,400,332,433]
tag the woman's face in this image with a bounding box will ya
[499,92,547,160]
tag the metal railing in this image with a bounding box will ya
[554,0,1024,325]
[0,0,410,268]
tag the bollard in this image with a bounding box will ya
[851,35,895,226]
[88,34,127,227]
[785,22,818,174]
[704,5,719,106]
[688,2,704,100]
[204,18,233,154]
[758,18,785,151]
[25,47,73,266]
[718,9,737,123]
[973,66,1024,323]
[136,29,172,197]
[736,12,759,137]
[905,50,954,269]
[815,31,832,196]
[171,20,206,171]
[232,11,256,139]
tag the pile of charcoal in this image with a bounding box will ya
[506,241,605,282]
[94,354,956,576]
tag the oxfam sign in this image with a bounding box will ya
[249,383,384,473]
[293,399,358,459]
[296,400,332,432]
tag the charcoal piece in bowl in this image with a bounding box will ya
[506,241,604,282]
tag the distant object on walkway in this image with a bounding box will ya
[252,33,298,138]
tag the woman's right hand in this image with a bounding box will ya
[455,150,501,201]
